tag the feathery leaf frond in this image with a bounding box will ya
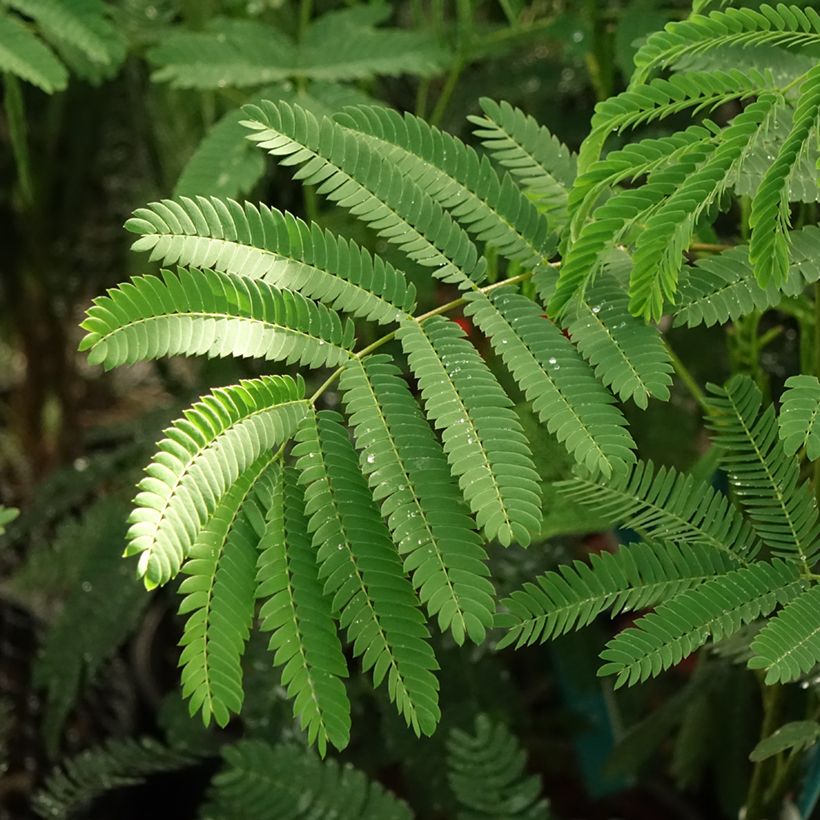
[334,104,555,268]
[255,467,351,755]
[127,197,416,324]
[629,96,777,320]
[749,65,820,287]
[497,540,737,650]
[749,584,820,684]
[242,101,484,287]
[447,715,551,820]
[124,375,307,588]
[203,740,412,820]
[599,559,803,688]
[293,410,440,736]
[555,459,761,560]
[566,275,673,408]
[339,355,494,645]
[0,11,66,91]
[398,316,542,545]
[779,375,820,461]
[674,226,820,327]
[33,738,196,820]
[469,97,576,228]
[177,462,263,726]
[78,266,355,370]
[705,376,820,567]
[632,4,820,84]
[464,289,636,477]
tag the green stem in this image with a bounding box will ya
[309,271,536,404]
[815,282,820,509]
[745,681,783,820]
[664,341,708,409]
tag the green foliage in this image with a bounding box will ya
[124,375,308,587]
[293,409,440,737]
[446,715,551,820]
[78,266,355,370]
[201,739,413,820]
[469,98,576,228]
[126,197,417,325]
[749,584,820,684]
[399,315,542,546]
[32,497,148,752]
[497,540,736,650]
[749,720,820,762]
[255,466,350,755]
[32,738,197,819]
[177,460,263,727]
[778,374,820,461]
[148,6,445,90]
[705,376,820,567]
[599,559,803,688]
[339,354,495,646]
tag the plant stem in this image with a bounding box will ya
[309,271,536,404]
[745,681,783,820]
[664,341,708,409]
[815,282,820,509]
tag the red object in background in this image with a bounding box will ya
[541,312,571,340]
[453,316,473,335]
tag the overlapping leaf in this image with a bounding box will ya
[79,266,355,369]
[242,101,484,287]
[126,197,415,325]
[255,467,350,755]
[464,289,636,477]
[398,316,542,546]
[339,355,494,645]
[293,410,440,737]
[177,461,262,726]
[498,540,736,649]
[124,375,307,588]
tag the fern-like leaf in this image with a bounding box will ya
[398,316,542,545]
[599,559,803,688]
[464,289,636,477]
[469,97,576,228]
[149,8,444,90]
[674,226,820,327]
[293,410,440,736]
[446,715,550,820]
[242,101,484,287]
[124,375,307,588]
[7,0,118,67]
[566,275,673,408]
[555,459,761,560]
[779,375,820,461]
[79,266,355,370]
[551,138,711,315]
[33,738,196,820]
[497,540,737,650]
[749,720,820,761]
[334,105,555,268]
[749,65,820,287]
[177,458,266,726]
[0,11,66,92]
[632,4,820,84]
[255,466,351,755]
[202,739,412,820]
[705,376,820,568]
[629,96,777,320]
[339,355,495,645]
[126,197,416,325]
[749,584,820,684]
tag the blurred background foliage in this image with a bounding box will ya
[0,1,800,818]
